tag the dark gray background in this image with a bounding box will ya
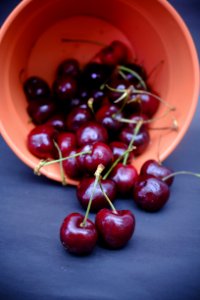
[0,1,200,300]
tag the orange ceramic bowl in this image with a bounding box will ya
[0,0,199,184]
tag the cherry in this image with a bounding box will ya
[56,58,80,78]
[27,125,58,159]
[27,99,56,125]
[140,159,174,186]
[82,62,112,89]
[126,113,149,129]
[23,76,51,101]
[110,163,138,196]
[77,142,113,174]
[69,97,88,109]
[65,106,93,132]
[60,213,97,255]
[133,177,170,212]
[108,79,130,102]
[99,40,128,66]
[110,141,134,162]
[95,208,135,249]
[119,126,150,156]
[77,178,116,212]
[133,92,160,118]
[90,89,107,111]
[76,121,108,147]
[53,76,77,102]
[96,104,124,133]
[57,132,77,154]
[119,63,147,84]
[62,149,82,179]
[45,114,66,131]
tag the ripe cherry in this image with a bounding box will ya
[56,58,80,78]
[27,99,56,125]
[99,40,128,66]
[57,132,77,154]
[133,177,170,212]
[140,159,174,186]
[82,62,112,89]
[62,149,83,180]
[77,178,116,212]
[76,122,108,147]
[96,104,124,133]
[53,76,77,102]
[45,114,66,131]
[60,213,97,255]
[23,76,51,101]
[65,106,93,132]
[110,141,134,162]
[95,208,135,249]
[27,125,58,159]
[110,163,138,196]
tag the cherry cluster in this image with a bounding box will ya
[23,40,176,256]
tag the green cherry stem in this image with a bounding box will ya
[117,65,147,90]
[81,164,105,227]
[123,120,143,165]
[53,140,67,186]
[102,146,135,180]
[99,180,117,213]
[162,171,200,182]
[34,150,91,175]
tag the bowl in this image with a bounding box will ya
[0,0,199,184]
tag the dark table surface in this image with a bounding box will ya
[0,1,200,300]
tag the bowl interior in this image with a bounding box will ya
[0,0,199,184]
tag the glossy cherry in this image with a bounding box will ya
[53,76,77,101]
[62,149,83,180]
[96,104,124,133]
[82,62,112,89]
[110,141,134,162]
[110,163,138,196]
[27,125,58,159]
[23,76,51,101]
[119,63,147,85]
[108,79,130,102]
[57,132,77,154]
[133,177,170,212]
[57,58,80,78]
[65,106,93,132]
[119,126,150,156]
[99,40,128,66]
[95,208,135,249]
[60,213,97,255]
[77,178,116,212]
[140,159,174,186]
[133,92,160,118]
[77,142,113,174]
[27,99,56,125]
[76,121,108,147]
[45,114,66,131]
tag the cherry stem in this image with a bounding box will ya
[53,141,67,186]
[98,180,117,213]
[162,171,200,182]
[34,150,91,175]
[81,164,105,227]
[123,120,143,165]
[61,38,106,47]
[87,97,95,115]
[117,65,147,90]
[103,147,135,180]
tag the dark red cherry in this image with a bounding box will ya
[126,113,149,129]
[90,89,107,111]
[119,63,147,84]
[62,149,83,180]
[96,104,124,133]
[53,76,77,101]
[77,178,116,212]
[82,62,112,88]
[110,141,134,162]
[27,125,58,159]
[23,76,51,101]
[119,126,150,156]
[57,132,77,153]
[133,177,170,212]
[140,159,174,186]
[95,208,135,249]
[60,213,97,255]
[77,142,113,174]
[45,114,66,131]
[99,40,128,66]
[69,97,88,109]
[108,79,129,102]
[76,122,108,147]
[110,163,138,196]
[57,58,80,78]
[65,106,93,132]
[133,93,160,118]
[27,99,56,125]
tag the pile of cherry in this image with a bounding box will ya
[24,40,179,255]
